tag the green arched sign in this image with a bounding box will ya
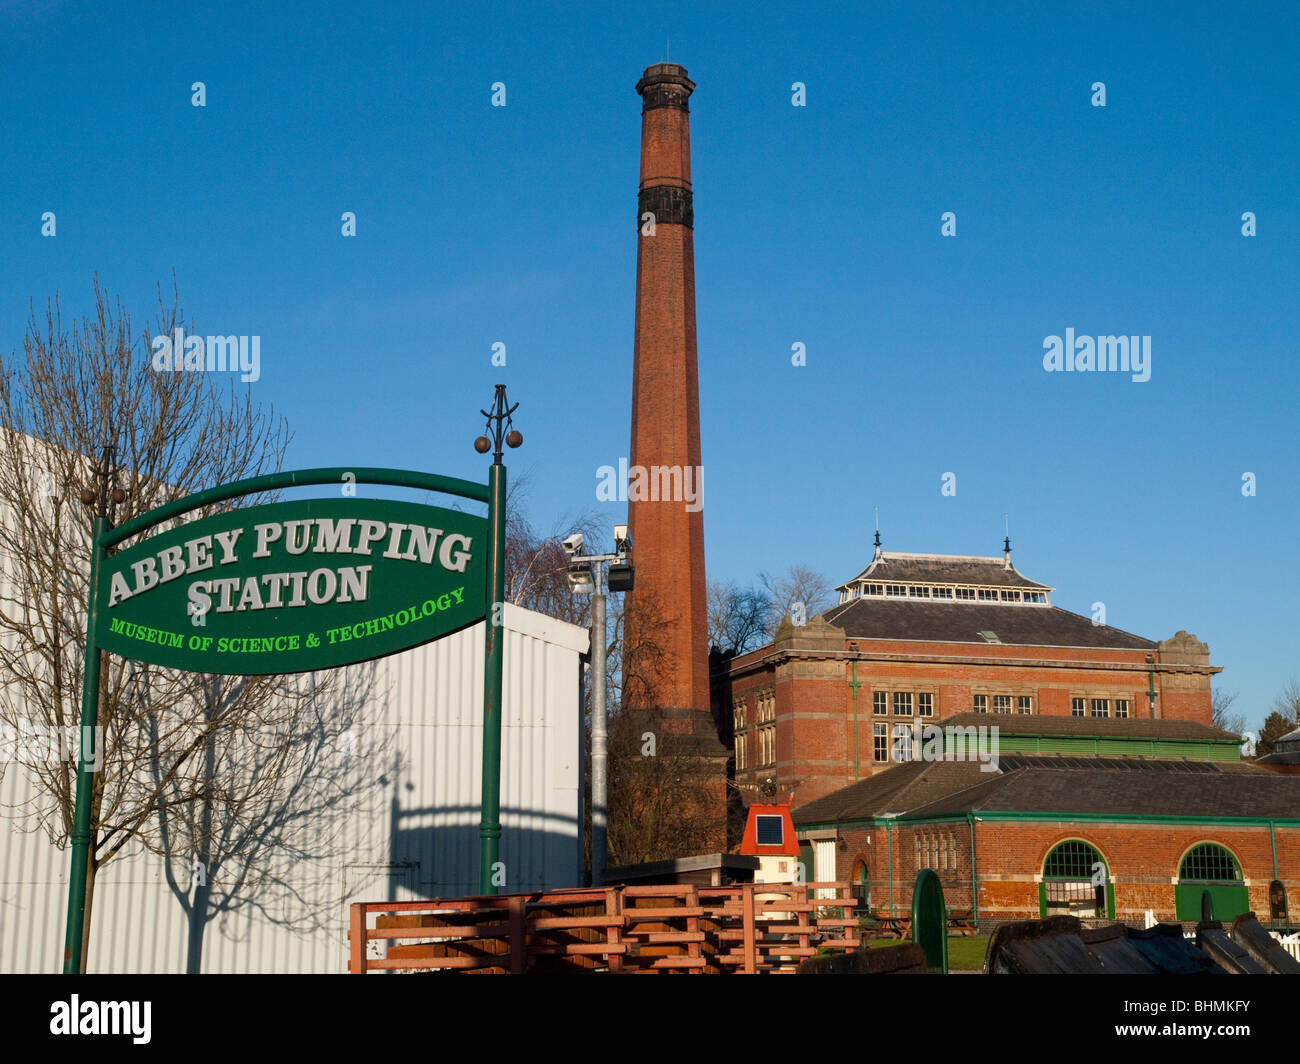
[97,497,486,674]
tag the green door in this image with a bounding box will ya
[1175,883,1249,921]
[1174,844,1249,922]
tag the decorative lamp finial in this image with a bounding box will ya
[475,384,522,465]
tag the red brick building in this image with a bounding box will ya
[716,543,1220,808]
[790,719,1300,928]
[711,544,1300,932]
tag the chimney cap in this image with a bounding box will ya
[637,63,694,95]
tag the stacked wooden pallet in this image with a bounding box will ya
[348,881,859,973]
[702,882,859,973]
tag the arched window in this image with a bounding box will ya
[1175,842,1248,922]
[1041,840,1109,919]
[1044,840,1103,879]
[1179,843,1241,882]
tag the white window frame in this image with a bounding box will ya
[891,724,912,762]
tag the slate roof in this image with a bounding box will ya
[838,552,1052,591]
[822,599,1156,650]
[1257,751,1300,765]
[792,715,1270,827]
[904,765,1300,820]
[1267,726,1300,756]
[792,760,989,824]
[939,712,1239,742]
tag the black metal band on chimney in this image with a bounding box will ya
[638,184,694,229]
[639,83,692,112]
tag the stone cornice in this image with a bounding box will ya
[726,646,1221,681]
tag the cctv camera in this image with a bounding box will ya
[562,533,584,556]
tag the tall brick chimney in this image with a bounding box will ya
[626,62,709,715]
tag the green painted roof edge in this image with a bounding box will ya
[796,812,1300,830]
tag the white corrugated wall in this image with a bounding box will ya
[0,602,587,973]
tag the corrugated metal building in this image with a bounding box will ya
[0,603,587,973]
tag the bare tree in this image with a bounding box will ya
[613,582,678,716]
[605,695,725,866]
[707,579,773,655]
[1211,688,1245,736]
[762,564,835,634]
[502,472,601,628]
[604,580,730,863]
[705,565,836,652]
[0,277,385,970]
[1268,678,1300,728]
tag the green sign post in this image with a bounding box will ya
[473,386,519,899]
[63,388,520,972]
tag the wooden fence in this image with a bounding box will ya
[348,881,860,973]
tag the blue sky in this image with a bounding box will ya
[1,1,1296,729]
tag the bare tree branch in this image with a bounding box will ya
[0,277,388,971]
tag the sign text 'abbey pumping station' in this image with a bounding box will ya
[96,498,488,674]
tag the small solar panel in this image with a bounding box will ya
[755,815,784,846]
